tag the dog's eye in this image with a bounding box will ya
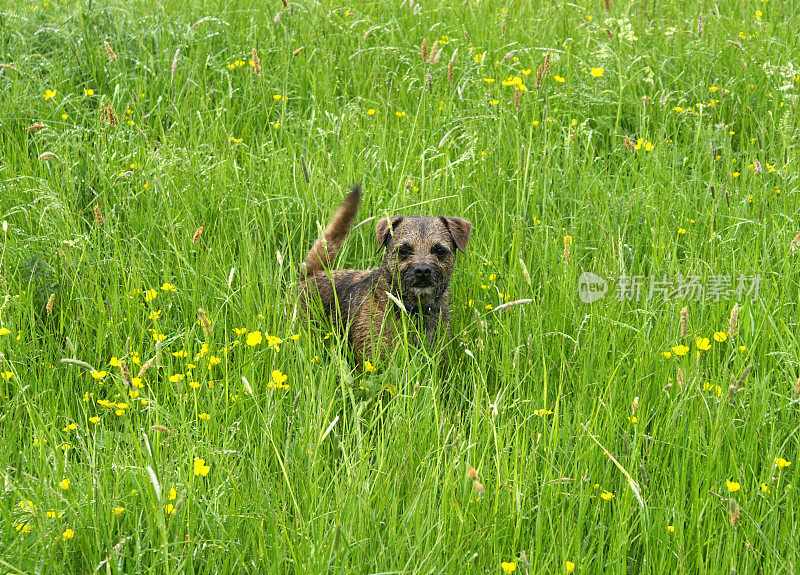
[397,245,413,258]
[431,245,449,259]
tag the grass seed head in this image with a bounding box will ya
[728,303,739,336]
[544,51,551,75]
[192,226,203,244]
[198,308,212,335]
[171,48,180,76]
[292,46,304,57]
[137,359,152,379]
[794,376,800,400]
[104,41,117,61]
[421,38,428,62]
[514,86,520,109]
[789,232,800,253]
[535,64,542,89]
[428,40,439,63]
[728,498,740,526]
[94,204,104,226]
[448,58,454,83]
[680,306,688,338]
[120,361,133,387]
[677,367,684,387]
[46,293,55,316]
[251,48,261,75]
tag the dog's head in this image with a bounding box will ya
[376,215,471,307]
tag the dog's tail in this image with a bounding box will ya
[301,185,362,279]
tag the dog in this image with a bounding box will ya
[299,186,471,363]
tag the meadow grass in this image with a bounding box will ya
[1,0,799,572]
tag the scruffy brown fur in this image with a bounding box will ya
[299,186,471,363]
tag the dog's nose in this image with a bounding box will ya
[414,265,433,283]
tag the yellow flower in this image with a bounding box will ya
[145,289,158,302]
[246,331,263,346]
[0,328,10,336]
[189,381,200,389]
[61,113,68,120]
[484,78,495,83]
[290,333,301,341]
[43,89,57,100]
[199,412,211,420]
[152,332,167,342]
[266,334,283,351]
[273,122,280,129]
[229,136,243,143]
[83,88,94,96]
[59,478,71,490]
[62,528,75,541]
[713,331,728,342]
[673,106,684,112]
[761,482,770,493]
[775,457,791,469]
[726,480,741,493]
[662,351,672,359]
[1,371,13,380]
[89,416,101,424]
[678,228,687,234]
[91,370,107,380]
[732,172,740,178]
[708,86,719,93]
[169,374,185,383]
[367,109,376,116]
[755,10,762,19]
[173,350,188,358]
[113,507,125,516]
[16,523,32,533]
[161,283,177,292]
[234,328,248,336]
[109,357,121,367]
[271,369,288,386]
[667,525,675,533]
[193,457,211,477]
[590,67,604,77]
[149,310,162,321]
[600,491,615,501]
[474,53,483,63]
[644,141,654,152]
[169,487,177,500]
[364,360,374,373]
[522,69,532,76]
[396,111,406,118]
[490,99,499,105]
[165,503,175,515]
[566,561,575,574]
[273,94,282,102]
[501,562,516,574]
[553,75,565,83]
[695,337,711,351]
[208,355,222,366]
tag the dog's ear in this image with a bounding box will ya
[376,216,404,252]
[440,216,472,253]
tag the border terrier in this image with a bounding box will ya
[299,186,471,363]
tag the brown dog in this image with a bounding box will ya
[299,186,471,363]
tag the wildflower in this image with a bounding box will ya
[367,109,376,116]
[199,412,211,420]
[662,351,672,358]
[111,506,125,516]
[173,350,188,358]
[474,53,483,63]
[364,360,374,373]
[732,172,740,178]
[266,334,282,351]
[189,381,200,389]
[600,491,615,501]
[145,289,158,302]
[83,88,94,96]
[484,78,495,83]
[673,106,684,112]
[208,355,222,366]
[708,86,719,93]
[193,457,211,477]
[396,111,406,117]
[109,357,121,367]
[246,331,263,346]
[153,332,166,342]
[43,89,57,100]
[678,228,686,234]
[0,328,10,336]
[713,331,728,342]
[165,504,175,515]
[16,523,32,534]
[234,327,248,336]
[553,75,565,83]
[169,487,177,500]
[161,283,177,292]
[667,525,675,533]
[695,337,711,351]
[761,483,770,493]
[62,529,75,541]
[501,562,516,574]
[168,374,185,383]
[671,345,689,356]
[271,369,288,389]
[590,67,604,77]
[739,345,747,352]
[289,334,301,341]
[775,457,791,469]
[1,371,13,380]
[644,141,654,152]
[566,561,575,574]
[89,416,101,423]
[273,94,282,102]
[63,423,77,432]
[726,480,741,493]
[755,10,762,19]
[229,136,243,143]
[59,478,70,490]
[91,371,107,380]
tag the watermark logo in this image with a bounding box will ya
[578,273,761,303]
[578,271,608,303]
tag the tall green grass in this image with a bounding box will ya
[1,0,799,572]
